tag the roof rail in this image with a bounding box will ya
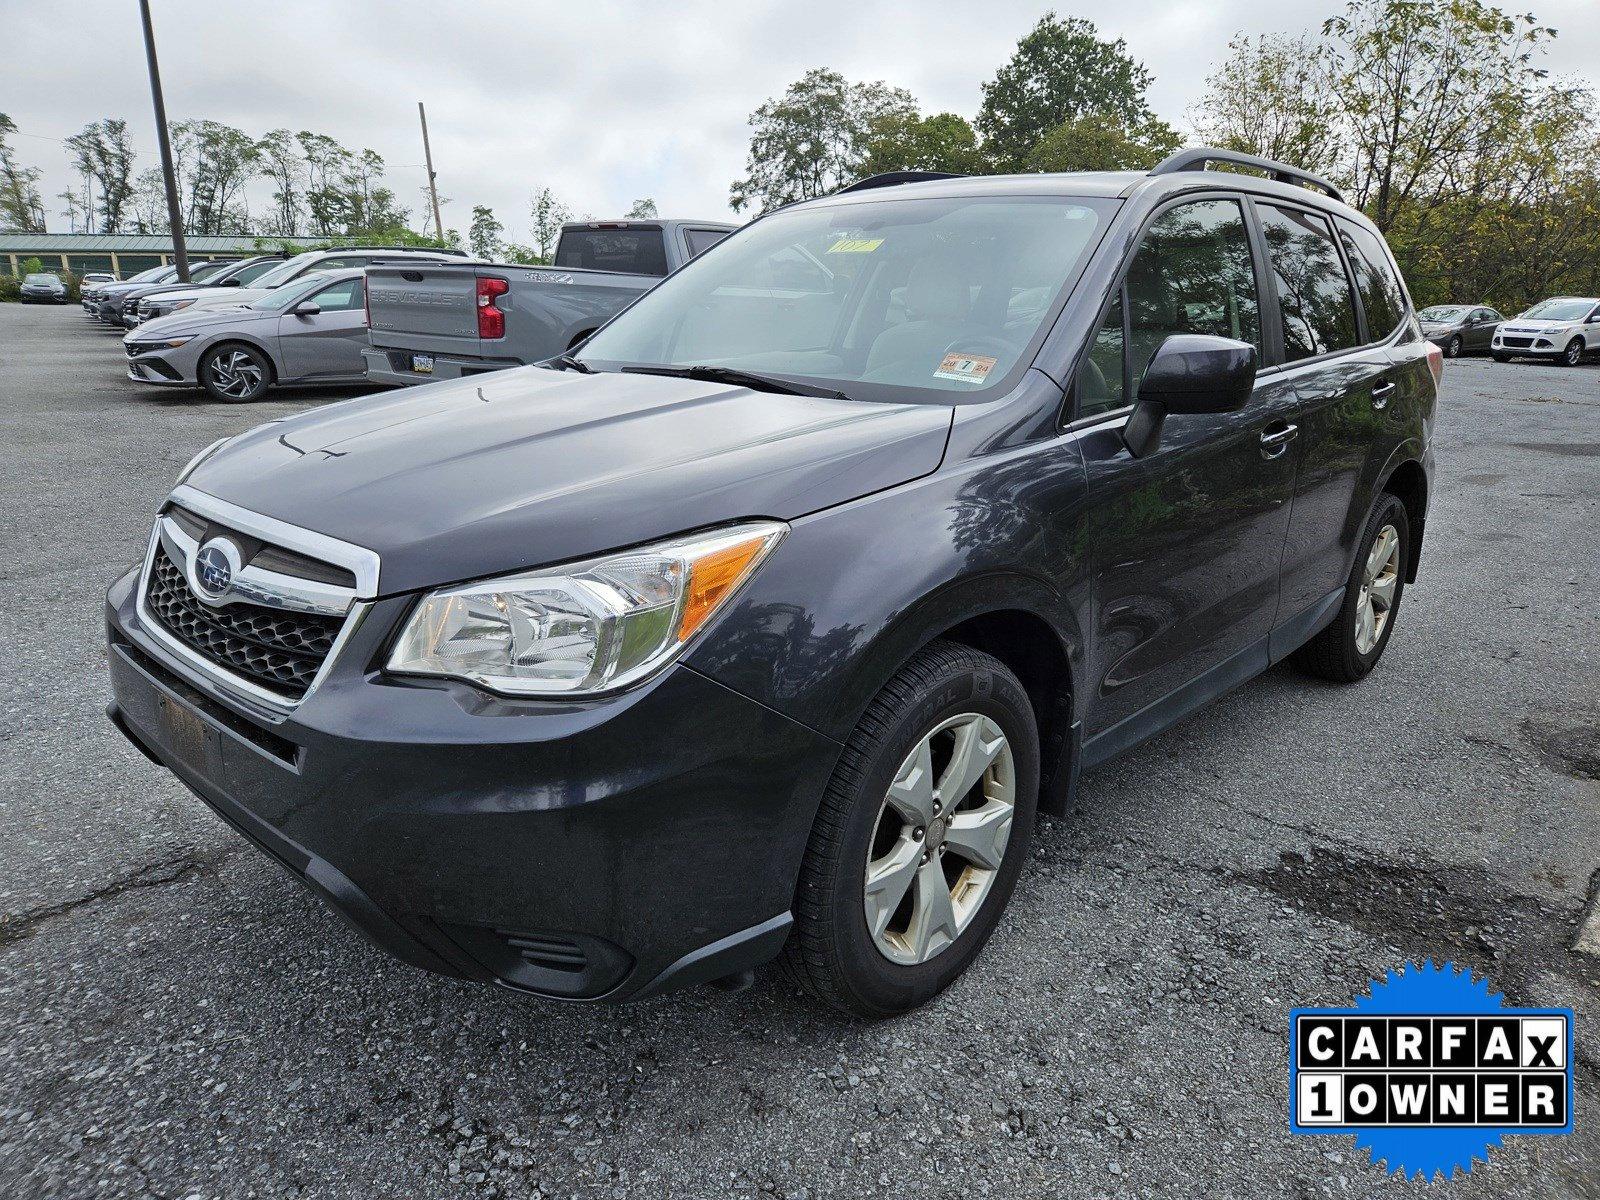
[1150,147,1344,204]
[317,243,470,256]
[836,170,966,195]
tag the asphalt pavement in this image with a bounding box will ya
[0,302,1596,1198]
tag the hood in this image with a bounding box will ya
[1502,318,1582,332]
[129,305,265,340]
[189,287,273,310]
[185,368,954,595]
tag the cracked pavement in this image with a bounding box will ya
[1,304,1597,1198]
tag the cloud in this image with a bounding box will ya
[4,0,1596,239]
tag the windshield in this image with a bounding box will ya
[1520,298,1595,321]
[23,274,59,284]
[1418,306,1467,321]
[186,261,231,282]
[578,195,1113,400]
[246,271,332,311]
[248,251,322,291]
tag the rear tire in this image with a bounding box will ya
[199,342,272,403]
[1291,495,1410,684]
[782,641,1039,1018]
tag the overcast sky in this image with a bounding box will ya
[5,0,1597,240]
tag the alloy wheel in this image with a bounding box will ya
[864,712,1016,965]
[1355,523,1401,655]
[209,349,265,399]
[1447,336,1461,358]
[1565,340,1583,367]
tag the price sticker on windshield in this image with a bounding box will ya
[934,353,997,384]
[826,237,884,254]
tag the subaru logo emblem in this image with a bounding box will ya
[194,539,237,599]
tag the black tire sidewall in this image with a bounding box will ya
[201,343,270,403]
[1447,336,1461,358]
[824,653,1039,1016]
[1334,496,1410,678]
[1563,339,1583,367]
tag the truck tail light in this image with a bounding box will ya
[477,276,509,339]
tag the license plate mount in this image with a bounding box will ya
[410,354,435,374]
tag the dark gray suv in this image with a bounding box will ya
[106,149,1439,1016]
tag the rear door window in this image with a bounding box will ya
[555,228,669,276]
[1259,204,1361,361]
[684,228,730,257]
[1334,218,1407,340]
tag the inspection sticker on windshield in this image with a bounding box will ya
[1290,961,1574,1182]
[826,237,883,254]
[934,353,997,384]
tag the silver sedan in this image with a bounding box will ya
[122,269,373,403]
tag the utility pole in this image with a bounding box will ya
[138,0,189,280]
[418,102,445,244]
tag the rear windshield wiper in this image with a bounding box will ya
[541,353,596,373]
[621,364,850,400]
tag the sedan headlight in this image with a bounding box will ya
[388,521,787,696]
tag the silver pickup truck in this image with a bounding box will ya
[361,219,735,385]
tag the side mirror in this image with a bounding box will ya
[1123,335,1257,459]
[292,300,321,317]
[220,278,241,287]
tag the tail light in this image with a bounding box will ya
[477,276,509,339]
[1425,340,1444,388]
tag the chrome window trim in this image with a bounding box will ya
[135,489,382,713]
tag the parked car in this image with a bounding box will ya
[91,261,234,324]
[105,148,1437,1015]
[80,271,118,286]
[19,272,68,303]
[362,219,734,385]
[164,246,468,318]
[124,269,373,402]
[1492,296,1600,365]
[1417,304,1502,357]
[84,264,171,311]
[127,254,292,327]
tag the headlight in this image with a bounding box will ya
[163,299,196,313]
[387,521,787,696]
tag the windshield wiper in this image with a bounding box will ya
[621,364,850,400]
[542,353,596,373]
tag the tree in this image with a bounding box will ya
[130,167,169,233]
[861,112,982,176]
[469,204,504,259]
[297,131,354,237]
[1190,34,1343,177]
[625,198,658,219]
[729,68,918,212]
[977,14,1165,170]
[0,114,46,232]
[1024,113,1181,173]
[1322,0,1555,232]
[174,120,260,234]
[256,129,305,236]
[529,186,571,261]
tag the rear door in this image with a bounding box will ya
[277,276,370,380]
[1074,194,1301,758]
[1268,206,1403,628]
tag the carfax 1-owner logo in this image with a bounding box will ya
[1290,961,1575,1181]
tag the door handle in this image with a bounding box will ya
[1259,422,1298,458]
[1371,379,1396,408]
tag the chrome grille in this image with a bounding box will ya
[145,545,338,697]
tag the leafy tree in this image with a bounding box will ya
[1190,34,1343,177]
[255,129,306,236]
[174,120,261,234]
[977,14,1165,170]
[130,167,169,233]
[1024,113,1181,172]
[1322,0,1555,232]
[469,204,505,259]
[729,68,918,212]
[861,112,983,176]
[56,189,82,232]
[0,114,46,232]
[529,187,571,261]
[625,198,658,219]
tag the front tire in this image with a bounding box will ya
[1560,338,1584,367]
[1446,335,1462,359]
[782,641,1039,1017]
[200,342,272,403]
[1291,495,1410,683]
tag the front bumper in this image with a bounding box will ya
[1492,332,1567,357]
[362,346,523,388]
[104,566,835,1000]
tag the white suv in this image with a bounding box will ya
[1492,296,1600,366]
